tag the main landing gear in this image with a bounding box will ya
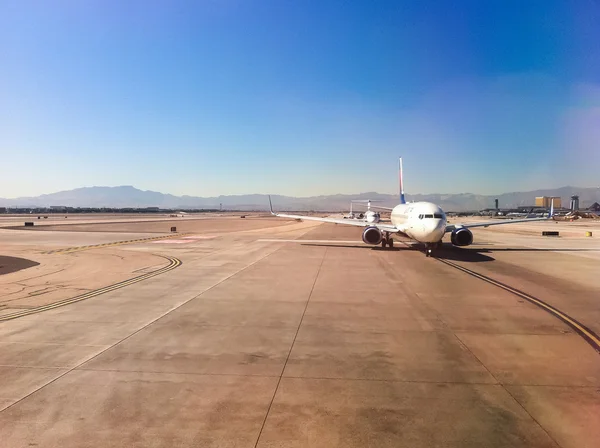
[381,232,394,249]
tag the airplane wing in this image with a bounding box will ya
[269,197,401,232]
[362,204,394,211]
[445,202,555,233]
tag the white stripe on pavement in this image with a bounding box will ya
[257,239,364,244]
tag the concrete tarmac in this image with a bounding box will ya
[0,216,598,447]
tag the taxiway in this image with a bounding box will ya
[0,215,598,447]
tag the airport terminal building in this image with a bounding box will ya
[535,196,562,208]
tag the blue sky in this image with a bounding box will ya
[1,0,599,198]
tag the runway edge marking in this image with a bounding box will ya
[0,255,182,322]
[437,258,600,354]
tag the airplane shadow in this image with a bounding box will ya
[434,247,494,262]
[299,242,598,263]
[390,242,496,262]
[300,243,407,252]
[434,245,599,262]
[472,247,599,252]
[300,242,495,262]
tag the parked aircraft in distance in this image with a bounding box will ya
[269,158,555,256]
[349,199,388,223]
[344,200,363,220]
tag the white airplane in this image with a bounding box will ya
[345,201,363,220]
[269,158,555,257]
[350,199,387,223]
[345,200,383,223]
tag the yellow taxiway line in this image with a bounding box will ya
[438,258,600,354]
[44,234,189,255]
[0,255,182,322]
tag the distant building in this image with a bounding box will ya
[50,206,67,211]
[535,196,562,208]
[589,202,600,212]
[570,195,579,211]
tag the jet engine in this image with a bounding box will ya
[362,226,383,245]
[450,228,473,246]
[365,210,381,223]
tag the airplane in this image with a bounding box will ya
[268,158,555,257]
[349,199,388,224]
[344,200,363,220]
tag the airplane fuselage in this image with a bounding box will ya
[390,202,447,243]
[364,210,380,223]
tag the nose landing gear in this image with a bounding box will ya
[425,245,433,257]
[424,241,442,257]
[424,241,443,257]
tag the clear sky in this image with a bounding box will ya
[1,0,599,198]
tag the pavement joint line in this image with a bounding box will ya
[0,255,182,322]
[74,367,282,378]
[436,258,600,355]
[253,246,328,448]
[63,368,552,386]
[0,341,110,347]
[452,327,563,447]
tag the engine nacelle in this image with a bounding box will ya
[362,226,383,245]
[450,228,473,246]
[365,210,381,223]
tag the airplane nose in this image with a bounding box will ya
[436,220,446,238]
[426,220,446,241]
[414,219,446,243]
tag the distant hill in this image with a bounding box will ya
[1,185,599,211]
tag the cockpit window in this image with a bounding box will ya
[418,214,423,219]
[433,213,443,219]
[424,214,434,218]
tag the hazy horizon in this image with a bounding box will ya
[2,2,599,197]
[1,183,599,201]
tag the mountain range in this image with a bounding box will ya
[1,186,599,211]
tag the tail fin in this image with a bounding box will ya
[549,199,554,218]
[268,195,276,215]
[399,157,406,204]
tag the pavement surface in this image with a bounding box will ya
[0,215,598,447]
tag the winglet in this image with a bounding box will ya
[549,199,554,218]
[268,195,276,215]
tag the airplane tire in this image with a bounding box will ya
[382,240,387,248]
[388,239,394,248]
